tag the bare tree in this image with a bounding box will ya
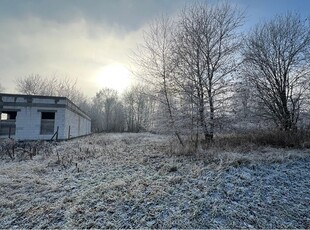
[91,88,124,132]
[16,74,47,95]
[243,13,310,131]
[123,84,155,132]
[123,88,136,131]
[15,74,86,106]
[230,78,262,131]
[173,2,244,141]
[132,3,244,142]
[133,15,184,145]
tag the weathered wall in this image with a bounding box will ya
[14,106,66,140]
[64,108,91,139]
[0,94,91,140]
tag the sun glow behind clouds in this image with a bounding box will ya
[96,63,132,92]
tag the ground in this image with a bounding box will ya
[0,133,309,228]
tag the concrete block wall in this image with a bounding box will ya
[64,108,91,139]
[1,94,91,140]
[15,106,41,140]
[54,109,67,139]
[15,107,66,140]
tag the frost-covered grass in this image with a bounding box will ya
[0,133,309,228]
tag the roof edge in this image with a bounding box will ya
[0,93,91,121]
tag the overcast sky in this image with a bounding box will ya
[0,0,309,97]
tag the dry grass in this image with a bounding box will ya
[0,133,309,228]
[213,129,310,149]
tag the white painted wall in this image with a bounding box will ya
[13,106,90,140]
[64,108,91,139]
[0,94,91,140]
[14,107,66,140]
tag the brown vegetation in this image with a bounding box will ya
[0,133,309,228]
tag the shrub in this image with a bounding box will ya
[213,129,310,149]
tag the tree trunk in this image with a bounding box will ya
[198,95,209,142]
[163,75,184,147]
[208,89,214,140]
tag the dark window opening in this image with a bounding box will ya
[42,112,55,120]
[0,111,17,136]
[40,112,55,135]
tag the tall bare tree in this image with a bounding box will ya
[133,2,244,142]
[123,84,155,132]
[243,13,310,130]
[173,2,244,140]
[133,15,184,145]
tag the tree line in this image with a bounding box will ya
[13,74,155,133]
[133,2,310,145]
[8,2,310,146]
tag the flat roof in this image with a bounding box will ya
[0,93,67,100]
[0,93,91,120]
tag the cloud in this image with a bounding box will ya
[0,0,190,31]
[0,16,145,97]
[0,0,193,97]
[1,0,217,96]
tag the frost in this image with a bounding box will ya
[0,133,309,228]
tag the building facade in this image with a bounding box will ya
[0,93,91,140]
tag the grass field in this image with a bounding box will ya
[0,133,309,228]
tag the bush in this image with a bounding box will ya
[213,129,310,149]
[0,139,55,160]
[0,138,16,159]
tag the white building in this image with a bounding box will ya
[0,93,91,140]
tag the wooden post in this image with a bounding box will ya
[68,126,71,139]
[56,126,59,141]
